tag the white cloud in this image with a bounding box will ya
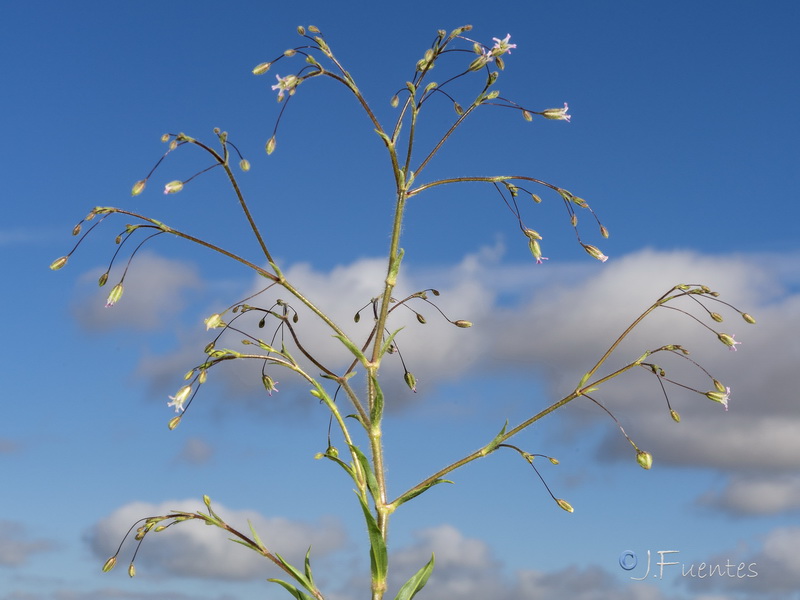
[382,524,681,600]
[698,474,800,515]
[122,247,797,483]
[71,251,202,332]
[86,499,347,581]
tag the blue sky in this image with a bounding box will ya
[3,1,800,599]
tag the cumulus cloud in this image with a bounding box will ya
[378,524,681,600]
[72,251,202,332]
[117,247,797,503]
[697,474,800,516]
[0,521,54,566]
[679,526,800,597]
[86,499,347,581]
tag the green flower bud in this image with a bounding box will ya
[252,62,271,75]
[710,312,723,322]
[239,159,250,172]
[542,103,571,121]
[105,283,124,307]
[266,136,276,155]
[161,133,170,143]
[128,563,136,578]
[600,225,610,239]
[168,415,182,430]
[531,193,542,203]
[556,498,574,513]
[742,313,756,324]
[713,379,726,392]
[98,272,108,287]
[636,450,653,470]
[308,25,320,33]
[131,179,147,196]
[404,371,417,393]
[416,313,426,324]
[262,374,278,395]
[163,180,184,194]
[670,409,681,422]
[581,244,608,263]
[102,556,117,572]
[454,320,473,328]
[717,333,741,351]
[390,95,399,108]
[49,256,69,271]
[297,25,305,35]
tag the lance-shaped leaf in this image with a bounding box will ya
[274,553,315,595]
[392,478,453,510]
[356,493,388,585]
[483,420,508,455]
[267,578,315,600]
[370,374,385,425]
[393,554,435,600]
[350,444,381,503]
[333,334,368,365]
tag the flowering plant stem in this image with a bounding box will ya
[52,25,754,600]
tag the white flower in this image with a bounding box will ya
[542,102,571,122]
[271,74,298,101]
[491,34,517,55]
[167,385,192,413]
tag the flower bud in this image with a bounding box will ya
[636,450,653,470]
[531,194,542,203]
[49,256,69,271]
[161,133,170,143]
[284,48,297,57]
[581,244,608,263]
[742,312,756,324]
[416,313,426,324]
[198,370,208,384]
[131,179,147,196]
[670,409,681,423]
[297,25,305,35]
[522,110,533,122]
[266,136,276,155]
[203,494,212,507]
[128,563,136,578]
[556,498,574,513]
[239,159,251,172]
[105,283,124,307]
[599,225,610,239]
[454,320,473,328]
[102,556,117,572]
[308,25,320,33]
[713,379,726,393]
[390,95,399,108]
[548,456,559,465]
[98,272,108,287]
[404,371,417,393]
[252,62,272,75]
[710,312,723,322]
[168,415,182,430]
[163,180,184,194]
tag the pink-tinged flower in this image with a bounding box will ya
[492,34,517,55]
[706,387,731,411]
[167,385,192,413]
[581,243,608,262]
[271,74,298,101]
[542,102,571,122]
[718,333,741,351]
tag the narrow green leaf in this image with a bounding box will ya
[577,372,591,389]
[275,553,314,593]
[267,578,315,600]
[303,547,314,588]
[350,444,380,503]
[370,374,384,425]
[393,554,435,600]
[393,479,453,510]
[333,334,368,364]
[380,328,404,359]
[356,493,388,584]
[322,453,356,480]
[483,420,508,454]
[247,519,266,551]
